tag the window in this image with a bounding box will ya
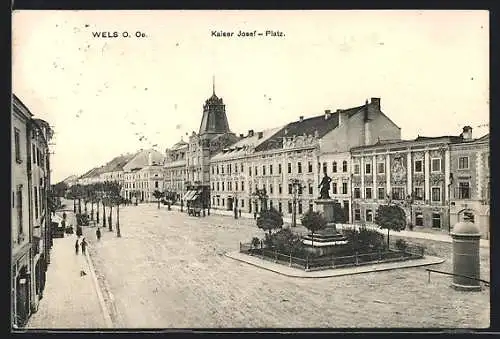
[217,166,220,174]
[278,184,282,194]
[254,166,258,176]
[217,182,220,191]
[298,186,303,195]
[241,181,244,191]
[212,166,215,175]
[262,165,266,176]
[278,202,282,213]
[391,187,405,200]
[211,183,215,190]
[331,182,337,194]
[212,197,215,205]
[221,166,224,174]
[155,181,159,188]
[269,184,273,194]
[222,198,225,206]
[269,200,273,210]
[270,165,273,175]
[354,209,361,221]
[354,164,360,175]
[354,187,361,199]
[228,164,231,174]
[222,182,225,191]
[14,128,21,163]
[415,212,423,226]
[431,187,441,202]
[365,163,371,175]
[377,187,385,200]
[288,184,293,194]
[16,187,23,237]
[377,162,385,174]
[366,209,373,222]
[32,144,36,164]
[308,183,313,195]
[342,161,348,172]
[458,157,469,170]
[342,183,348,194]
[431,158,441,172]
[235,182,239,191]
[298,203,303,214]
[414,187,424,200]
[248,200,252,213]
[365,187,372,199]
[288,202,292,214]
[248,167,251,176]
[287,163,292,173]
[241,164,244,172]
[297,162,302,174]
[240,199,244,208]
[332,162,337,173]
[278,164,282,174]
[432,213,441,228]
[322,162,327,173]
[308,162,313,173]
[34,187,39,219]
[309,203,313,211]
[414,160,423,173]
[458,182,470,199]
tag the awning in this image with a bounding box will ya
[188,193,199,201]
[182,191,193,201]
[185,191,196,201]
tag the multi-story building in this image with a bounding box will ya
[208,97,401,223]
[122,149,164,202]
[12,95,53,327]
[449,128,490,238]
[163,138,188,200]
[210,127,283,212]
[350,125,489,236]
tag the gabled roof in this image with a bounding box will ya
[169,139,188,151]
[101,153,137,173]
[123,149,165,172]
[255,105,364,152]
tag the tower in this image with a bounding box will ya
[198,77,231,138]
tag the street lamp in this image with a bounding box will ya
[405,192,415,231]
[289,178,305,228]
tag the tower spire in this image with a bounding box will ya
[212,75,215,95]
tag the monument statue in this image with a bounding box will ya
[318,171,332,199]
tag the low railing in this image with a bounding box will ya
[426,268,490,287]
[239,241,424,271]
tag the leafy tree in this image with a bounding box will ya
[332,202,347,223]
[252,188,269,213]
[53,181,68,197]
[152,190,164,209]
[300,210,327,246]
[374,204,407,249]
[256,207,283,236]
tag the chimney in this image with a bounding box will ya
[299,116,304,122]
[324,109,331,120]
[248,129,254,137]
[462,126,473,140]
[337,109,345,126]
[258,131,264,139]
[239,133,244,138]
[370,97,381,110]
[364,100,371,145]
[148,152,153,166]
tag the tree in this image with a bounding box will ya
[252,188,269,214]
[152,190,164,209]
[256,207,283,236]
[374,204,407,249]
[53,181,68,197]
[300,210,327,246]
[106,182,124,237]
[332,202,347,223]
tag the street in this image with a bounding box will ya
[81,203,489,328]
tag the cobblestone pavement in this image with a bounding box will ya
[83,203,489,328]
[25,219,107,329]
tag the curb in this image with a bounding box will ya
[225,252,445,279]
[85,251,114,328]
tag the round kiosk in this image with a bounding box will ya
[450,220,482,291]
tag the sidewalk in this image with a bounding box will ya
[25,230,110,329]
[170,204,489,248]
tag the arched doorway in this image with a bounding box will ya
[15,266,30,326]
[227,197,234,211]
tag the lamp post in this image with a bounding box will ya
[289,178,304,228]
[405,192,415,231]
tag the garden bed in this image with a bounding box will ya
[240,243,425,271]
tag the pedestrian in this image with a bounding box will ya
[253,212,257,219]
[239,209,242,217]
[75,239,79,255]
[96,227,101,240]
[81,238,87,255]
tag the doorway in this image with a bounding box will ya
[227,197,234,211]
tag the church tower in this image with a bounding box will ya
[198,76,231,138]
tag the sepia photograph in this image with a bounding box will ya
[11,10,489,330]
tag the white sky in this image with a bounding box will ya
[12,10,489,183]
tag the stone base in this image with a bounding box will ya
[451,283,482,292]
[314,199,336,225]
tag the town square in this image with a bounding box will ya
[12,10,489,330]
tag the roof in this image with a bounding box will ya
[199,91,231,136]
[255,105,364,152]
[123,149,165,172]
[79,167,103,179]
[169,139,188,151]
[211,126,284,161]
[101,153,137,173]
[350,134,476,152]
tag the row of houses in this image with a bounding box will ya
[74,89,490,238]
[12,95,54,327]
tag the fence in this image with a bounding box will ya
[239,241,425,271]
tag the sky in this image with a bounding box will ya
[12,10,489,183]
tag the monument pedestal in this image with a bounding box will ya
[314,199,336,230]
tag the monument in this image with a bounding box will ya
[301,171,348,256]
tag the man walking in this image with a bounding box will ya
[96,227,101,241]
[75,238,79,255]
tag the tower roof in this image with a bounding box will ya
[198,82,231,136]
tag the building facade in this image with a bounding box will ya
[449,129,490,238]
[12,95,53,327]
[163,139,188,200]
